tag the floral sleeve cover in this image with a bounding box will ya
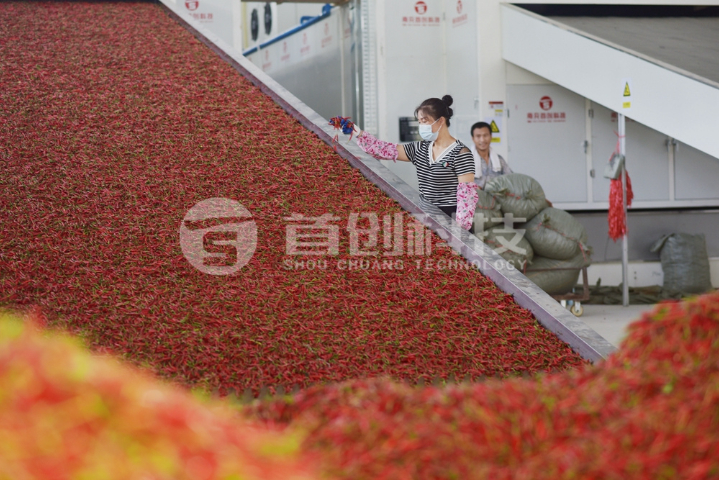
[356,131,398,162]
[456,182,479,230]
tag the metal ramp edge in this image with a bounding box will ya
[158,0,617,363]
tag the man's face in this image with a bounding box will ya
[472,127,492,152]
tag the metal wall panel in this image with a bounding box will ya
[245,8,357,122]
[375,0,445,193]
[380,0,445,144]
[675,143,719,200]
[339,5,357,119]
[591,103,669,202]
[268,16,344,120]
[179,0,235,46]
[506,84,587,203]
[444,0,479,149]
[574,210,719,262]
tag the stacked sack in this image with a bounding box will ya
[474,173,592,295]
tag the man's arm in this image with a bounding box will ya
[500,155,513,174]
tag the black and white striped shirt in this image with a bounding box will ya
[403,140,475,207]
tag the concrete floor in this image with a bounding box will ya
[574,304,659,349]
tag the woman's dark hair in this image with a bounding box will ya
[414,95,454,127]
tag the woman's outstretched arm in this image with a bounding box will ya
[354,126,410,162]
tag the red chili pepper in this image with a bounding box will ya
[0,0,585,404]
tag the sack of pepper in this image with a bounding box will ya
[473,173,592,295]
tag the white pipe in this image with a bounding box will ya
[619,113,629,307]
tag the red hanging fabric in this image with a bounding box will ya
[608,172,633,241]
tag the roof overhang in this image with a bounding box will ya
[501,4,719,159]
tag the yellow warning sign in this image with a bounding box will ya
[621,78,633,109]
[623,82,631,97]
[485,117,502,144]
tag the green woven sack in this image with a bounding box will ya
[525,253,591,295]
[650,233,713,294]
[473,189,503,232]
[481,226,534,270]
[524,207,589,261]
[484,173,548,221]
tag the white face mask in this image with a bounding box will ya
[418,118,440,142]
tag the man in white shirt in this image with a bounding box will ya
[469,121,512,189]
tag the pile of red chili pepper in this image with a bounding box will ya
[2,292,718,479]
[0,0,585,395]
[0,310,316,480]
[248,291,719,479]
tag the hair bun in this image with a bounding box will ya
[441,95,454,107]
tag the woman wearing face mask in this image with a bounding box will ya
[351,95,479,232]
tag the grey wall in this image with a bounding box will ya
[574,209,719,262]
